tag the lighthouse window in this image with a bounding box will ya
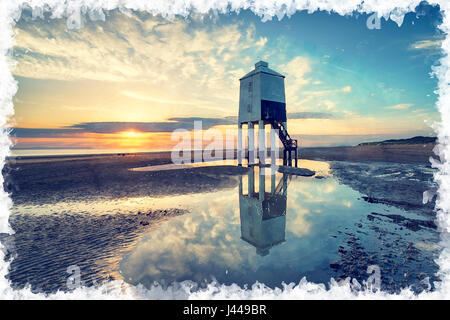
[247,103,251,112]
[248,82,252,92]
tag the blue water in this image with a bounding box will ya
[119,163,440,291]
[5,160,440,293]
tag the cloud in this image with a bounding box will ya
[13,11,264,83]
[385,103,414,110]
[288,112,337,119]
[409,39,443,50]
[11,112,341,139]
[121,90,199,106]
[11,117,238,138]
[10,128,83,138]
[255,36,268,47]
[329,64,357,75]
[13,10,269,114]
[321,100,336,110]
[302,86,352,97]
[291,86,351,110]
[279,56,312,104]
[342,86,352,93]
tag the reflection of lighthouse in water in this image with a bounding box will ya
[239,167,289,256]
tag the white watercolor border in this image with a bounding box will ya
[0,0,449,299]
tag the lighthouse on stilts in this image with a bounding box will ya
[237,61,298,168]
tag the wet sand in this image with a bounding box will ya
[1,209,186,292]
[3,143,436,206]
[4,153,248,206]
[2,153,249,292]
[300,143,437,163]
[1,144,440,293]
[328,161,439,290]
[330,161,436,212]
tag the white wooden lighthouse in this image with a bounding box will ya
[237,61,298,167]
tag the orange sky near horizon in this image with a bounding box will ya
[11,8,441,154]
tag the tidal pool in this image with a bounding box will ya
[5,159,439,293]
[119,161,440,292]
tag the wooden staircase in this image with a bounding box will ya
[270,120,298,167]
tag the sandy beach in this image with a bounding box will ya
[300,143,437,163]
[1,143,440,293]
[4,152,248,206]
[4,143,437,205]
[7,2,444,301]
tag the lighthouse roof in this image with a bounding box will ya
[239,61,285,81]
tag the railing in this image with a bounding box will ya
[271,121,298,150]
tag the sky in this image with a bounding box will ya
[10,3,444,154]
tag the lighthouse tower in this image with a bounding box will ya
[237,61,298,167]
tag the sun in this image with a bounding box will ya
[113,130,147,148]
[120,130,142,138]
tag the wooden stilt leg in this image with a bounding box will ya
[258,120,265,166]
[248,122,254,165]
[237,123,242,166]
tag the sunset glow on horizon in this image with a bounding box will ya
[11,5,443,155]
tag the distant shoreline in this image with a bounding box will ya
[6,150,171,161]
[300,143,436,164]
[6,142,437,164]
